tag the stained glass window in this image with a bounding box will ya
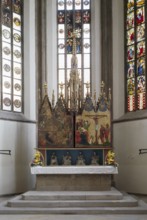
[125,0,146,111]
[57,0,91,98]
[0,0,23,112]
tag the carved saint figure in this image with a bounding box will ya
[30,150,44,166]
[91,152,99,165]
[62,152,72,165]
[76,152,85,165]
[50,152,58,166]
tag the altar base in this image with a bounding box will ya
[31,166,118,191]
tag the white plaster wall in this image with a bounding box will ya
[114,120,147,194]
[91,0,101,98]
[0,121,36,195]
[112,0,147,194]
[0,0,36,195]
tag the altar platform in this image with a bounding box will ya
[31,165,118,191]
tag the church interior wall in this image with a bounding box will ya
[112,0,147,195]
[0,0,36,195]
[114,120,147,195]
[0,121,36,195]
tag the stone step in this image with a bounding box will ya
[1,202,147,215]
[22,188,123,201]
[7,196,138,208]
[0,188,147,215]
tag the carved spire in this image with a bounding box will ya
[67,29,82,112]
[71,30,78,69]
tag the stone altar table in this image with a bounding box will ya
[31,166,118,191]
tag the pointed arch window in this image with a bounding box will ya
[0,0,23,112]
[125,0,146,112]
[57,0,91,99]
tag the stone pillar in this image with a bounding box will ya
[35,0,47,108]
[101,0,112,93]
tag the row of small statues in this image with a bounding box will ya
[31,150,118,167]
[50,151,99,166]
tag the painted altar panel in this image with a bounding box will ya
[75,96,111,148]
[38,95,74,148]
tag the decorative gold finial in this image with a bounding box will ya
[108,88,111,100]
[101,81,105,94]
[94,89,96,102]
[59,82,64,97]
[86,81,90,96]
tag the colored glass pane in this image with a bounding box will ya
[127,0,134,13]
[137,57,145,76]
[127,61,135,78]
[125,0,146,112]
[137,40,145,58]
[137,24,145,42]
[58,0,64,10]
[127,28,135,45]
[0,0,23,112]
[66,0,73,10]
[127,78,135,95]
[137,75,145,94]
[136,0,145,7]
[75,0,81,10]
[126,12,134,30]
[127,45,135,61]
[57,0,91,99]
[136,6,145,25]
[127,95,135,111]
[13,0,22,14]
[58,11,65,23]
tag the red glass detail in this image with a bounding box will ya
[127,95,135,111]
[137,93,146,110]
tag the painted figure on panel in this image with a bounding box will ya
[76,113,111,146]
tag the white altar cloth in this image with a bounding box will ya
[31,165,118,175]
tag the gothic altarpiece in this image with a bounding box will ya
[35,34,112,167]
[37,81,112,166]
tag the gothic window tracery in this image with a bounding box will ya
[125,0,146,111]
[57,0,91,99]
[0,0,23,112]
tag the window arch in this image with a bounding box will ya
[125,0,146,112]
[57,0,91,99]
[0,0,23,112]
